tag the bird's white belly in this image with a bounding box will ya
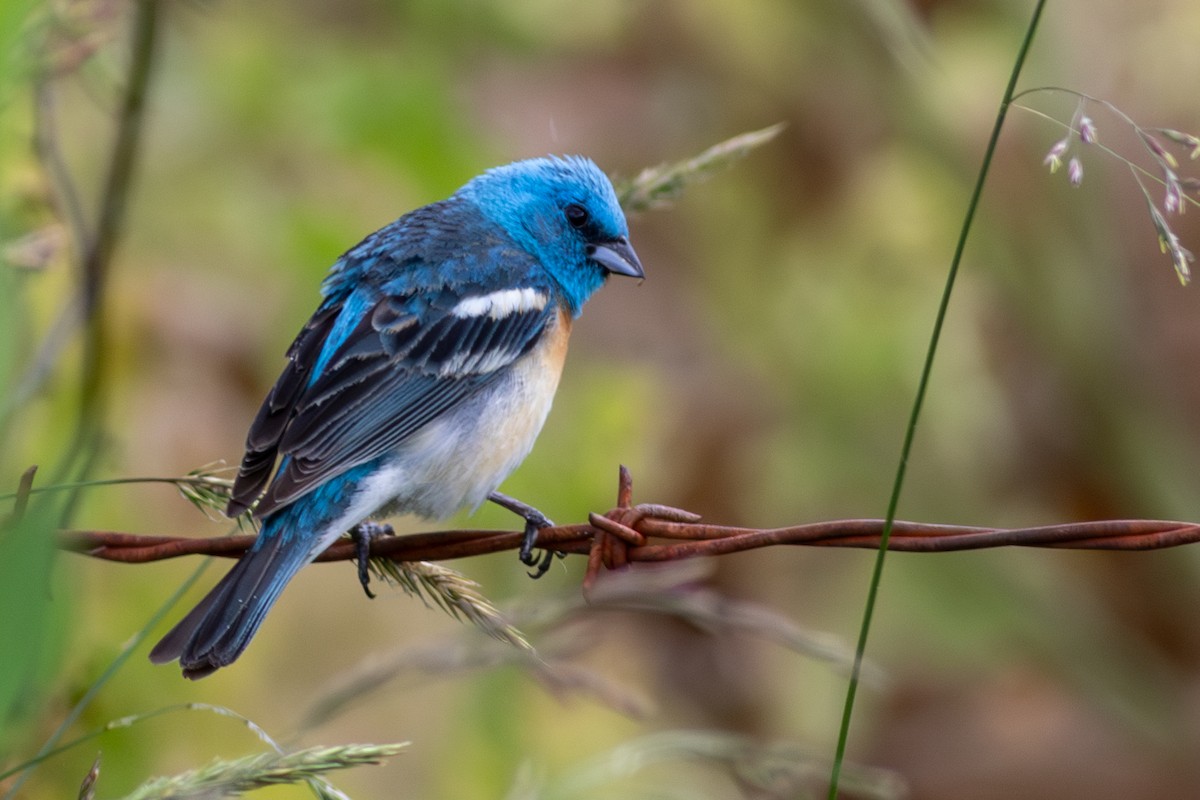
[353,312,571,521]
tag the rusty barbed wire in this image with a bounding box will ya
[56,467,1200,593]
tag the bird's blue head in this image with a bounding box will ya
[460,155,644,317]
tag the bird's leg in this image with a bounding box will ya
[349,520,394,599]
[488,491,561,578]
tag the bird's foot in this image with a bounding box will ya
[488,491,563,578]
[350,520,395,599]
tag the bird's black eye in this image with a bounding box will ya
[564,203,589,229]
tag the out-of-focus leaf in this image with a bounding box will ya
[0,498,61,753]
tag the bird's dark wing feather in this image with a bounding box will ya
[228,279,554,519]
[226,303,342,516]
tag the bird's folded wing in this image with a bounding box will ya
[228,281,554,518]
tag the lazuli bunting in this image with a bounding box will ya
[150,156,643,678]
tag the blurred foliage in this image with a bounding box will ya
[0,480,67,760]
[4,0,1200,798]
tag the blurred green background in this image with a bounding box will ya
[4,0,1200,797]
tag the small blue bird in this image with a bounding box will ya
[150,156,643,678]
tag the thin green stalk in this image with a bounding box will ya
[0,474,232,503]
[0,703,273,782]
[826,1,1048,796]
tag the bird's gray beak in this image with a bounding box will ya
[588,236,645,279]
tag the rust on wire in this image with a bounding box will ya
[58,468,1200,585]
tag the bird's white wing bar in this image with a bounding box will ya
[451,287,548,319]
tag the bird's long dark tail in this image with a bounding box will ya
[149,518,315,679]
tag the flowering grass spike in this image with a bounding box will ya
[1021,89,1200,284]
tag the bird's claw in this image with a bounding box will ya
[518,519,561,578]
[350,521,394,599]
[489,491,561,579]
